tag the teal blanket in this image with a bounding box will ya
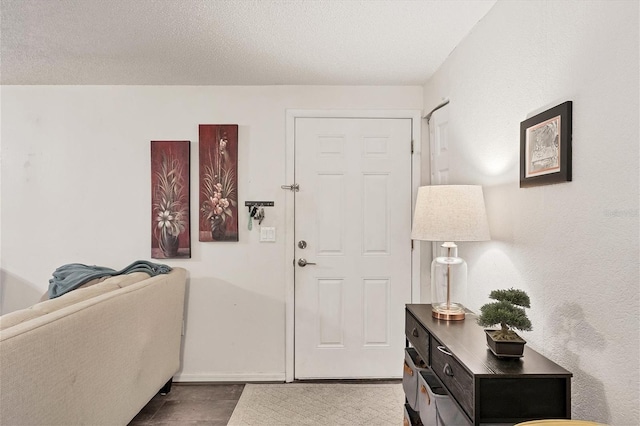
[48,260,172,299]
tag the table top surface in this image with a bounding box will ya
[406,304,572,378]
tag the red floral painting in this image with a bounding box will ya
[151,141,191,258]
[199,125,238,242]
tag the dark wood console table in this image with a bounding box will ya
[406,304,572,425]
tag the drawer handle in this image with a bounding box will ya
[412,327,419,337]
[443,363,454,377]
[420,384,431,404]
[403,361,414,376]
[437,345,453,356]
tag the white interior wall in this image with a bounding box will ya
[423,1,639,424]
[0,85,423,381]
[2,1,638,421]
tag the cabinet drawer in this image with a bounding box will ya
[405,311,429,363]
[431,337,474,420]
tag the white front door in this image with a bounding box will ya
[293,117,413,379]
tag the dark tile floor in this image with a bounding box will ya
[128,383,245,426]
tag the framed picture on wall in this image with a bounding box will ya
[151,140,191,259]
[520,101,572,188]
[199,124,239,242]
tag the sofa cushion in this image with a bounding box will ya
[109,272,150,288]
[1,272,151,331]
[0,308,43,331]
[33,282,121,315]
[39,276,111,302]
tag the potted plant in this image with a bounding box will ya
[477,288,532,358]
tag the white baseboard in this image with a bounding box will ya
[174,372,286,383]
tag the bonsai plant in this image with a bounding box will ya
[477,288,532,358]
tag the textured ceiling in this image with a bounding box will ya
[0,0,496,85]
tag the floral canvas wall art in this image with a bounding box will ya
[151,141,191,258]
[199,125,238,241]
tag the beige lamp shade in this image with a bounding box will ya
[411,185,490,242]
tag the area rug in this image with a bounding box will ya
[227,383,405,425]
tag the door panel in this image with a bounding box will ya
[294,117,412,379]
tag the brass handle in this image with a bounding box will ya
[421,384,431,404]
[403,361,414,376]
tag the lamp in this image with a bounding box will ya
[411,185,490,320]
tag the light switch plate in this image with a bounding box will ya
[260,226,276,242]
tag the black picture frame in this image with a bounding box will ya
[520,101,572,188]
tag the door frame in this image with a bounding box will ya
[284,109,422,382]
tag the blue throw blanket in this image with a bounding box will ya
[48,260,172,299]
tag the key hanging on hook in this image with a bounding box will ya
[248,205,258,230]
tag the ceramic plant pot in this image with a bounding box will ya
[484,329,526,358]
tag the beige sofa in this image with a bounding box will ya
[0,267,187,425]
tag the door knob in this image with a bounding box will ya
[297,258,317,267]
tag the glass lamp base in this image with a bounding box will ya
[432,302,466,321]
